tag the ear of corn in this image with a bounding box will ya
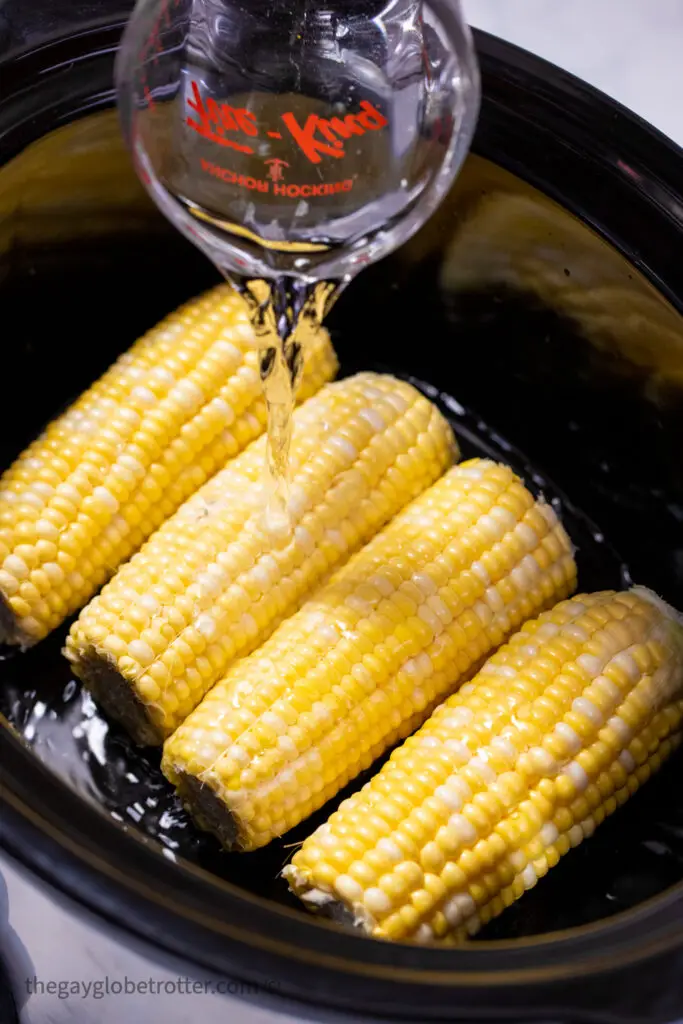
[162,459,576,851]
[0,284,337,646]
[285,588,683,943]
[66,374,456,745]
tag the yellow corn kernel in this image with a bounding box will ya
[285,587,683,942]
[163,459,576,850]
[0,284,337,646]
[67,374,456,744]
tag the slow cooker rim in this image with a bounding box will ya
[2,20,683,1018]
[3,724,683,978]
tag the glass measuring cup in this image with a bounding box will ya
[117,0,479,284]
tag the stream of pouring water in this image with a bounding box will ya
[116,0,481,540]
[236,277,340,538]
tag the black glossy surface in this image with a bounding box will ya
[0,960,19,1024]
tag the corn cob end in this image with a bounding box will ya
[0,591,30,647]
[284,861,371,932]
[67,645,165,746]
[172,771,241,849]
[632,585,683,629]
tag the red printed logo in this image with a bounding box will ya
[186,81,258,154]
[186,80,388,166]
[280,103,388,164]
[199,159,353,198]
[265,158,289,183]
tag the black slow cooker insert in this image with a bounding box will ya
[1,8,683,1022]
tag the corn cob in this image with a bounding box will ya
[162,458,576,850]
[285,588,683,943]
[0,284,337,647]
[66,374,456,745]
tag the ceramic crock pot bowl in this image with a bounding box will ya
[1,4,683,1023]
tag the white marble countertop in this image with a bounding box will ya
[463,0,683,148]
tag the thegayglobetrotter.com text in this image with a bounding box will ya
[25,975,282,1001]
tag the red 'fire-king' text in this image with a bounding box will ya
[280,103,388,163]
[187,80,388,164]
